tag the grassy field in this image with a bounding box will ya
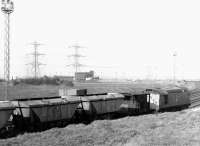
[0,81,174,100]
[0,84,60,100]
[0,80,195,100]
[1,108,200,146]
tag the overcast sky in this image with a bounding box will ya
[0,0,200,80]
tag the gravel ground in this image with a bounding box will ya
[1,108,200,146]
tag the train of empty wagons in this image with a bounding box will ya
[0,87,190,137]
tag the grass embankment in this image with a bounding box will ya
[0,84,60,100]
[1,109,200,146]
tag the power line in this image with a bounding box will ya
[27,41,45,78]
[1,0,14,100]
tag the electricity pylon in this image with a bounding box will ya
[1,0,14,100]
[66,43,114,77]
[27,41,45,79]
[67,43,85,74]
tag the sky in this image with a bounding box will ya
[0,0,200,80]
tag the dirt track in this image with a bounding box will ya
[1,108,200,146]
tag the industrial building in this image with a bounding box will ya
[75,70,95,81]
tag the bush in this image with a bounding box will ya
[13,76,74,86]
[0,78,5,82]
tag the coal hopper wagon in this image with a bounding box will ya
[12,96,82,131]
[0,89,151,137]
[0,101,16,136]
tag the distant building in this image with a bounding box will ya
[75,70,95,81]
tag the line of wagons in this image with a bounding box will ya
[0,87,190,138]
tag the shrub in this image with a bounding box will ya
[13,76,74,86]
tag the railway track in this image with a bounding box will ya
[189,89,200,108]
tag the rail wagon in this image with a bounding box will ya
[78,92,150,119]
[80,93,125,117]
[134,93,150,113]
[36,98,81,123]
[12,97,82,130]
[0,101,15,132]
[146,87,190,111]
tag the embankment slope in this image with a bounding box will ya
[1,108,200,146]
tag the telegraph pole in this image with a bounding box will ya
[173,51,177,84]
[27,41,45,79]
[67,43,85,74]
[1,0,14,100]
